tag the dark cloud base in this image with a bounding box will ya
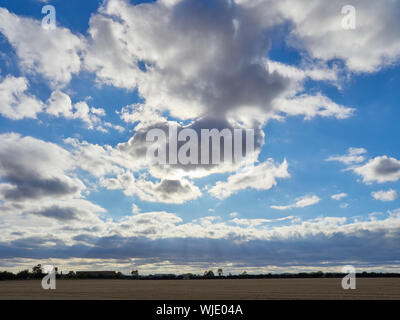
[2,230,400,268]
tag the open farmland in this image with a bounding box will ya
[1,278,399,300]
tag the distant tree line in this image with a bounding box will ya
[1,265,400,281]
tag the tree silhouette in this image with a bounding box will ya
[131,270,139,278]
[204,270,215,278]
[16,269,30,279]
[32,264,43,275]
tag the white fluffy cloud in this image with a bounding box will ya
[273,93,354,120]
[84,10,141,90]
[0,0,359,140]
[353,156,400,184]
[0,77,123,131]
[65,138,129,178]
[83,0,356,128]
[0,133,85,202]
[84,0,290,123]
[327,149,400,185]
[326,147,367,165]
[46,90,109,131]
[3,205,400,270]
[275,0,400,73]
[331,193,348,201]
[271,195,320,210]
[0,75,120,131]
[118,103,167,131]
[66,116,266,184]
[266,60,338,83]
[208,159,289,199]
[371,189,398,202]
[66,137,205,204]
[101,171,202,204]
[0,8,83,87]
[0,75,44,119]
[0,133,107,234]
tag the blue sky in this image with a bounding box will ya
[0,0,400,274]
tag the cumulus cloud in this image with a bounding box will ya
[2,207,400,270]
[67,136,204,204]
[327,149,400,185]
[331,193,348,201]
[273,94,354,120]
[353,156,400,184]
[0,134,106,236]
[0,133,84,202]
[208,159,289,199]
[0,198,106,250]
[85,0,291,122]
[1,0,395,128]
[0,8,83,87]
[326,147,367,165]
[68,116,265,184]
[274,0,400,73]
[83,0,355,128]
[1,207,398,244]
[31,205,84,222]
[65,138,133,178]
[115,211,184,238]
[0,76,120,131]
[101,171,201,204]
[271,195,320,210]
[372,189,398,202]
[27,199,105,224]
[266,60,338,83]
[46,90,112,131]
[0,0,358,200]
[118,104,167,131]
[0,75,44,120]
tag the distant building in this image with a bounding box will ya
[76,271,117,277]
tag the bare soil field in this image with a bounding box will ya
[0,278,399,300]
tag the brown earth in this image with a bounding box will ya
[0,278,399,300]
